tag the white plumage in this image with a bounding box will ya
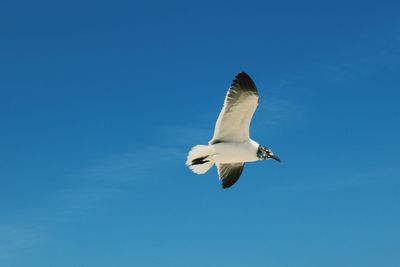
[186,72,280,189]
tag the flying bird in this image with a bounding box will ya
[186,72,281,189]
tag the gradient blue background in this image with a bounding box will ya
[1,1,400,266]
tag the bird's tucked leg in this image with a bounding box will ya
[191,156,210,165]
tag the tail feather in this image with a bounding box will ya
[186,145,214,174]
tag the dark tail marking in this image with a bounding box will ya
[191,156,210,165]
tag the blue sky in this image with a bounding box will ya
[1,0,400,266]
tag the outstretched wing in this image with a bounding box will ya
[209,72,259,144]
[217,163,245,189]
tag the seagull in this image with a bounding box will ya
[186,72,281,189]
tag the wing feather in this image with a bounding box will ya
[217,163,245,189]
[209,72,259,144]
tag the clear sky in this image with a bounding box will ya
[1,0,400,266]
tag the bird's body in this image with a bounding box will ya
[210,140,259,164]
[186,72,280,188]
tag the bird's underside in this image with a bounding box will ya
[186,72,265,189]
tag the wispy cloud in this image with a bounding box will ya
[257,96,304,129]
[48,145,183,220]
[251,77,307,136]
[162,125,212,146]
[0,143,184,263]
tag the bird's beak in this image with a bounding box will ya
[270,154,281,162]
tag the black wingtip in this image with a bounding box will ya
[219,165,244,189]
[234,72,250,82]
[222,180,237,189]
[222,183,230,189]
[237,71,250,77]
[222,182,230,189]
[231,72,258,93]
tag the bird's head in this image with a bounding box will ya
[257,145,280,162]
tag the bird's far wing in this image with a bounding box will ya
[209,72,259,144]
[217,163,245,189]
